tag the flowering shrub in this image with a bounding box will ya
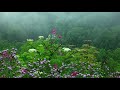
[15,29,106,78]
[0,29,117,78]
[0,48,22,78]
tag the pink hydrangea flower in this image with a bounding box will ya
[52,28,56,35]
[21,68,27,74]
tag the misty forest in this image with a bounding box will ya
[0,12,120,78]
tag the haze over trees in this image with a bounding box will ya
[0,12,120,49]
[0,12,120,78]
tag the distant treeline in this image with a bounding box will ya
[0,12,120,50]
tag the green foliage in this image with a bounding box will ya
[0,33,120,78]
[17,35,106,78]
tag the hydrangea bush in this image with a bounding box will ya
[0,29,116,78]
[0,48,22,78]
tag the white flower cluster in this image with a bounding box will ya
[38,36,44,39]
[45,35,52,41]
[46,38,50,41]
[62,47,71,52]
[34,71,43,75]
[39,44,43,47]
[48,34,51,38]
[27,39,33,42]
[28,49,37,53]
[14,55,20,59]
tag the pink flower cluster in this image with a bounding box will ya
[21,68,28,74]
[0,48,17,60]
[51,28,62,39]
[52,28,57,35]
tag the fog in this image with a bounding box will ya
[1,12,120,27]
[1,12,120,78]
[0,12,120,42]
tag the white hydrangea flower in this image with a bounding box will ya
[39,44,43,47]
[38,36,44,39]
[62,47,71,52]
[45,38,50,41]
[34,71,39,75]
[48,34,51,39]
[39,72,43,75]
[14,55,20,59]
[27,39,33,42]
[34,71,43,75]
[28,49,37,53]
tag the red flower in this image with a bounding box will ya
[71,71,79,76]
[53,64,58,69]
[58,35,62,38]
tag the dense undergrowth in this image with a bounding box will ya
[0,29,120,78]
